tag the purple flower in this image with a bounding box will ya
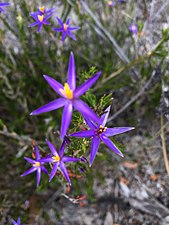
[21,145,48,187]
[29,13,52,32]
[30,52,101,139]
[11,217,24,225]
[53,17,80,42]
[30,6,55,17]
[107,1,116,6]
[70,106,134,166]
[39,139,80,184]
[0,2,10,13]
[129,22,138,34]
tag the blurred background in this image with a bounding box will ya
[0,0,169,224]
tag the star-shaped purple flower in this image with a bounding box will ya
[39,139,80,184]
[0,2,10,13]
[53,17,80,42]
[30,5,55,17]
[129,22,138,34]
[70,106,134,166]
[30,52,101,139]
[11,217,24,225]
[29,13,52,32]
[21,145,48,187]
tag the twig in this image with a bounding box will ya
[160,114,169,175]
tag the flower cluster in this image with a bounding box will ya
[29,5,80,41]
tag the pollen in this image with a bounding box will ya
[33,162,41,167]
[38,15,44,22]
[97,125,107,135]
[52,155,60,162]
[63,23,68,31]
[39,6,45,13]
[60,83,73,99]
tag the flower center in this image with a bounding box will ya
[33,162,41,167]
[97,125,107,135]
[39,6,45,14]
[38,15,44,22]
[60,83,73,99]
[63,23,68,31]
[52,155,60,162]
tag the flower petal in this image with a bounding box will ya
[46,139,58,156]
[10,218,17,224]
[74,71,102,98]
[37,23,43,32]
[0,3,11,6]
[66,17,70,25]
[36,168,41,187]
[62,156,80,163]
[70,129,95,138]
[21,167,37,177]
[74,99,99,123]
[28,21,39,27]
[68,26,80,31]
[62,32,67,42]
[56,17,63,27]
[17,217,21,224]
[100,135,124,157]
[35,145,40,159]
[39,155,53,163]
[84,117,97,129]
[60,103,73,139]
[49,162,59,182]
[53,27,63,32]
[90,136,100,166]
[67,52,76,90]
[67,30,77,41]
[60,161,71,184]
[41,166,48,175]
[100,106,111,127]
[59,140,67,158]
[104,127,135,137]
[43,75,64,97]
[30,98,65,115]
[24,157,36,164]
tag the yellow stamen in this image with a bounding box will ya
[38,15,44,22]
[39,6,45,13]
[97,125,107,134]
[60,83,73,99]
[33,162,41,167]
[63,23,68,31]
[52,155,60,162]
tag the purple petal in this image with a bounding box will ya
[66,17,70,25]
[90,136,100,166]
[67,30,77,41]
[62,156,80,163]
[74,71,102,98]
[39,155,53,163]
[67,52,76,90]
[60,103,73,139]
[41,166,48,175]
[17,217,21,224]
[44,12,53,20]
[74,99,100,123]
[24,157,36,164]
[37,23,43,32]
[28,21,39,27]
[62,32,67,42]
[30,98,65,115]
[49,162,59,182]
[70,129,95,138]
[59,140,67,158]
[43,21,50,25]
[36,168,41,187]
[34,145,40,159]
[53,27,63,32]
[56,17,64,27]
[0,3,11,6]
[100,135,124,157]
[43,75,65,97]
[104,127,135,137]
[100,106,111,127]
[10,219,17,225]
[68,26,80,31]
[46,139,58,156]
[60,161,71,184]
[21,167,37,177]
[84,117,97,129]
